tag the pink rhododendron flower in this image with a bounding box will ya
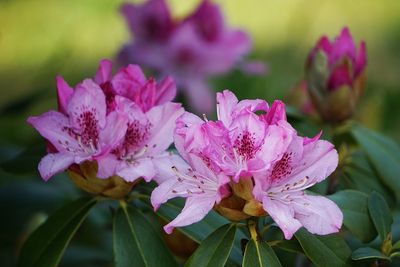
[253,134,342,240]
[28,59,183,184]
[28,79,128,181]
[175,90,294,181]
[120,0,263,113]
[152,90,342,238]
[306,27,367,122]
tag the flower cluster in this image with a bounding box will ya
[119,0,262,113]
[28,60,183,188]
[305,27,367,122]
[151,90,343,239]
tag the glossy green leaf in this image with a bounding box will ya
[351,124,400,198]
[295,228,351,267]
[18,197,97,267]
[185,224,236,267]
[113,204,176,267]
[342,150,395,205]
[368,191,393,241]
[243,240,282,267]
[275,239,303,254]
[352,247,390,261]
[139,196,244,265]
[329,190,377,242]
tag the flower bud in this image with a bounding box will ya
[68,161,136,199]
[214,177,266,220]
[306,27,367,123]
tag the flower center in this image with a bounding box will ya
[114,120,151,161]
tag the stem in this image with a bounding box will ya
[248,218,260,241]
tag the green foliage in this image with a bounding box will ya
[329,190,377,242]
[295,228,352,267]
[113,203,177,267]
[17,197,97,267]
[243,240,282,267]
[368,191,393,241]
[352,247,391,261]
[139,196,244,265]
[351,124,400,199]
[185,224,237,267]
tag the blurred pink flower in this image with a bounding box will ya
[120,0,264,113]
[253,133,341,239]
[306,27,367,122]
[307,27,367,91]
[29,59,183,183]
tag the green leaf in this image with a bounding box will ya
[351,124,400,199]
[341,151,395,206]
[139,196,244,265]
[368,191,393,241]
[392,240,400,251]
[1,144,45,174]
[295,228,351,267]
[329,190,377,242]
[113,204,177,267]
[275,239,303,254]
[185,224,237,267]
[352,247,390,261]
[243,240,282,267]
[18,197,97,267]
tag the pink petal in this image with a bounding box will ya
[163,196,216,234]
[239,60,268,75]
[120,0,174,42]
[111,64,147,100]
[317,36,332,54]
[303,131,322,145]
[234,98,269,117]
[330,27,356,66]
[155,76,177,105]
[38,152,75,181]
[68,79,107,129]
[151,175,188,210]
[145,102,184,155]
[96,154,120,179]
[262,196,302,240]
[184,79,215,114]
[263,100,287,125]
[355,41,367,76]
[27,111,81,153]
[292,195,343,235]
[272,137,338,188]
[216,90,239,126]
[98,108,128,156]
[327,62,352,91]
[152,153,189,184]
[117,157,156,182]
[186,0,224,42]
[174,112,204,162]
[56,76,73,114]
[94,59,113,84]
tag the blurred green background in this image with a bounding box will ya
[1,0,400,147]
[1,0,400,266]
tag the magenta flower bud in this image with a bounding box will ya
[306,27,367,122]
